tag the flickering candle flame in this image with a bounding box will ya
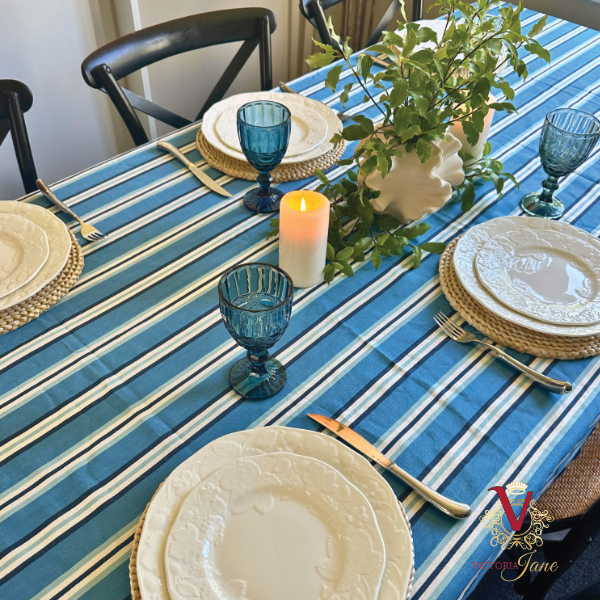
[300,198,307,212]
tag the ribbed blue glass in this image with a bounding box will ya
[218,263,294,399]
[237,101,291,213]
[521,108,600,219]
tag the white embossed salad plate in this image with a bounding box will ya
[0,202,71,310]
[202,91,342,164]
[454,216,600,336]
[0,212,49,300]
[215,101,327,157]
[165,452,386,600]
[136,426,414,600]
[476,228,600,326]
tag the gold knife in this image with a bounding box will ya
[157,141,232,197]
[308,414,472,519]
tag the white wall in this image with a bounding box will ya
[0,0,132,199]
[115,0,294,138]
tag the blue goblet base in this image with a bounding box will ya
[229,356,287,399]
[520,192,565,220]
[243,187,284,213]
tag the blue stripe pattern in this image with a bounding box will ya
[1,9,600,600]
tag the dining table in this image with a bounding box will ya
[2,7,600,600]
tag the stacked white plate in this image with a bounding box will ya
[0,201,71,312]
[136,426,414,600]
[454,216,600,337]
[201,91,343,164]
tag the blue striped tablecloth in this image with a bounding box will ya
[2,9,600,600]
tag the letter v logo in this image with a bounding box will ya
[489,487,533,532]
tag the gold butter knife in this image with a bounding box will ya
[308,414,472,519]
[157,141,232,197]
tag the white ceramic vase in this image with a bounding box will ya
[360,131,465,224]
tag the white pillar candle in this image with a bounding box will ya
[449,94,496,164]
[279,190,330,288]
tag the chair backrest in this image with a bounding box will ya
[0,80,37,194]
[82,8,277,146]
[299,0,422,49]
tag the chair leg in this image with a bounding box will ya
[307,0,337,49]
[258,14,273,91]
[5,91,37,194]
[412,0,423,21]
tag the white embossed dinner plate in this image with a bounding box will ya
[476,228,600,325]
[215,102,327,157]
[137,427,413,600]
[454,216,600,336]
[0,213,48,300]
[202,91,342,164]
[165,452,386,600]
[0,202,71,310]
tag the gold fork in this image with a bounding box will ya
[36,179,105,242]
[434,312,572,394]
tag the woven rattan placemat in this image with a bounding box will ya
[536,422,600,520]
[439,237,600,359]
[0,229,84,335]
[129,482,415,600]
[196,129,346,183]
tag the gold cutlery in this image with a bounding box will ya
[278,82,352,122]
[434,312,573,394]
[36,179,106,242]
[358,53,389,68]
[308,413,472,519]
[157,141,232,197]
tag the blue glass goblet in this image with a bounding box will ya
[218,263,294,399]
[237,101,291,213]
[521,108,600,219]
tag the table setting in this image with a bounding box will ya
[3,4,600,600]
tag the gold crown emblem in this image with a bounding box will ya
[506,481,528,495]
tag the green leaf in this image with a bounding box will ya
[403,29,418,56]
[377,153,390,179]
[401,124,421,143]
[306,42,339,69]
[402,222,430,240]
[342,125,369,141]
[386,236,406,255]
[420,242,446,254]
[460,180,476,211]
[337,157,354,166]
[323,263,336,284]
[314,168,330,185]
[352,114,374,135]
[356,198,374,226]
[358,53,373,80]
[525,40,551,63]
[389,79,409,107]
[374,213,400,230]
[366,43,396,57]
[325,64,343,93]
[336,246,353,261]
[412,245,422,268]
[488,102,517,113]
[416,139,432,163]
[353,236,372,253]
[340,82,353,106]
[529,14,547,38]
[371,246,382,270]
[326,243,335,261]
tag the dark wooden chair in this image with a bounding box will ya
[81,8,276,147]
[507,423,600,600]
[299,0,423,50]
[0,80,37,194]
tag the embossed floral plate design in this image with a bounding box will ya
[0,213,49,300]
[202,91,341,164]
[216,102,327,157]
[0,202,70,310]
[476,229,600,325]
[136,427,414,600]
[164,452,386,600]
[454,216,600,336]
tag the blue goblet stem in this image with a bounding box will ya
[257,172,273,199]
[539,175,560,203]
[247,349,269,373]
